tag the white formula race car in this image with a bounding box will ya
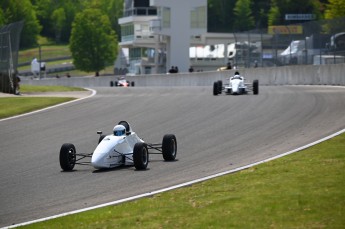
[59,121,177,171]
[110,77,135,87]
[213,72,259,95]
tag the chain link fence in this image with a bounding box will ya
[0,21,24,94]
[230,18,345,69]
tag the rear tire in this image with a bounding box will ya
[131,81,135,87]
[162,134,177,161]
[115,81,118,87]
[217,80,222,94]
[110,81,114,87]
[133,142,149,170]
[253,80,259,95]
[59,143,76,171]
[213,82,219,95]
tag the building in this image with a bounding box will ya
[118,0,267,75]
[118,0,208,74]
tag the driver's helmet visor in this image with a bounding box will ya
[114,129,126,136]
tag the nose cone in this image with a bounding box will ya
[91,152,107,169]
[91,135,124,169]
[232,85,239,94]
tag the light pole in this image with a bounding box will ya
[38,45,42,79]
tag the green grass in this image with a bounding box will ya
[20,84,86,93]
[19,133,345,228]
[19,45,71,64]
[0,85,85,119]
[0,97,74,119]
[18,41,115,77]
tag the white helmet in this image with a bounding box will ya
[113,125,126,136]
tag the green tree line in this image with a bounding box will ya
[1,0,344,48]
[0,0,123,48]
[209,0,345,32]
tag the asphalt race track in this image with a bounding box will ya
[1,86,345,227]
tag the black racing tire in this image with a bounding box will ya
[110,81,114,87]
[115,81,118,87]
[131,81,135,87]
[162,134,177,161]
[133,142,149,170]
[98,135,106,144]
[253,80,259,95]
[213,82,219,96]
[59,143,76,171]
[217,80,222,94]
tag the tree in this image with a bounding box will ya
[268,0,323,25]
[0,0,41,48]
[85,0,124,37]
[208,0,236,32]
[69,8,118,76]
[325,0,345,19]
[268,5,281,26]
[51,8,66,43]
[233,0,255,31]
[0,8,5,26]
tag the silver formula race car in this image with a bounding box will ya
[213,72,259,96]
[59,121,177,171]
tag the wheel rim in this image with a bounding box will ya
[68,148,76,166]
[142,147,148,165]
[170,139,176,156]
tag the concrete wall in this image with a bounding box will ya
[22,63,345,87]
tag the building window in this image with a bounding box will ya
[129,47,155,60]
[121,24,134,42]
[161,7,171,28]
[134,0,150,7]
[191,6,206,29]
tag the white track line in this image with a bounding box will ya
[0,88,96,122]
[4,127,345,229]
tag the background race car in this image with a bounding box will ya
[213,72,259,96]
[110,77,135,87]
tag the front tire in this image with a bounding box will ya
[253,80,259,95]
[59,143,76,171]
[217,80,222,94]
[162,134,177,161]
[133,142,149,170]
[213,82,219,96]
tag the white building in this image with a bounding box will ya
[118,0,267,75]
[118,0,208,74]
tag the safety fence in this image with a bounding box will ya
[0,21,24,94]
[230,18,345,69]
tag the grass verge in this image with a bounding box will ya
[0,85,85,119]
[19,132,345,228]
[20,84,86,93]
[19,44,71,64]
[0,97,75,119]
